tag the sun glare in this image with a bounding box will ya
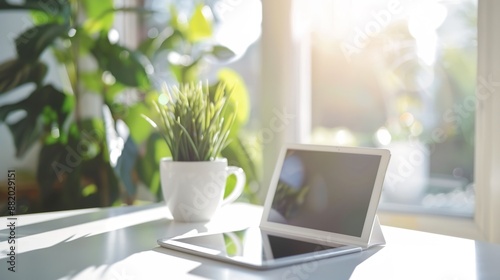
[408,1,448,65]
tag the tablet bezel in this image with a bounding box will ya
[260,143,391,248]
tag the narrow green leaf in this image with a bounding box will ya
[142,82,234,161]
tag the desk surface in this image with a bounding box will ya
[1,203,499,280]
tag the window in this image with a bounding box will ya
[261,0,500,242]
[309,0,477,218]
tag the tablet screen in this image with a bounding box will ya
[267,149,382,237]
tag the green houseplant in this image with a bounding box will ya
[144,82,246,222]
[0,0,156,212]
[0,0,258,214]
[145,82,235,161]
[136,3,260,204]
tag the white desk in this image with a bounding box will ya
[1,203,499,280]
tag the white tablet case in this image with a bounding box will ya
[260,144,390,249]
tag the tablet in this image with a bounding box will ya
[158,144,391,269]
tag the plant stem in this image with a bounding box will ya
[70,0,82,130]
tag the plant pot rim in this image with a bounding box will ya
[160,157,227,163]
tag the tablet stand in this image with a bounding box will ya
[367,215,386,248]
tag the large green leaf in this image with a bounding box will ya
[29,0,71,25]
[102,158,121,205]
[123,103,153,144]
[6,110,45,158]
[37,142,67,198]
[65,120,103,208]
[186,4,213,42]
[113,134,138,198]
[168,5,185,33]
[83,5,155,34]
[80,70,127,105]
[0,85,69,157]
[80,117,121,206]
[71,118,104,162]
[138,28,183,59]
[103,107,139,198]
[210,45,235,61]
[82,0,114,33]
[37,118,125,209]
[137,37,157,59]
[66,27,96,58]
[214,69,250,136]
[221,136,260,203]
[91,33,151,89]
[0,59,47,93]
[80,71,104,93]
[137,133,171,200]
[178,59,202,83]
[15,23,69,62]
[0,0,67,13]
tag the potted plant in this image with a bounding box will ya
[143,82,245,222]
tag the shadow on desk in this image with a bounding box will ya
[3,203,500,279]
[0,204,212,279]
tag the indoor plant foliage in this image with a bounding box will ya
[0,0,258,213]
[146,82,235,162]
[0,0,154,212]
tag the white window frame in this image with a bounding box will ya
[261,0,500,243]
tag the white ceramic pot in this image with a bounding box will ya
[159,158,246,222]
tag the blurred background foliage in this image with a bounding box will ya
[0,0,260,214]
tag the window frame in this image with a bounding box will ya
[261,0,500,242]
